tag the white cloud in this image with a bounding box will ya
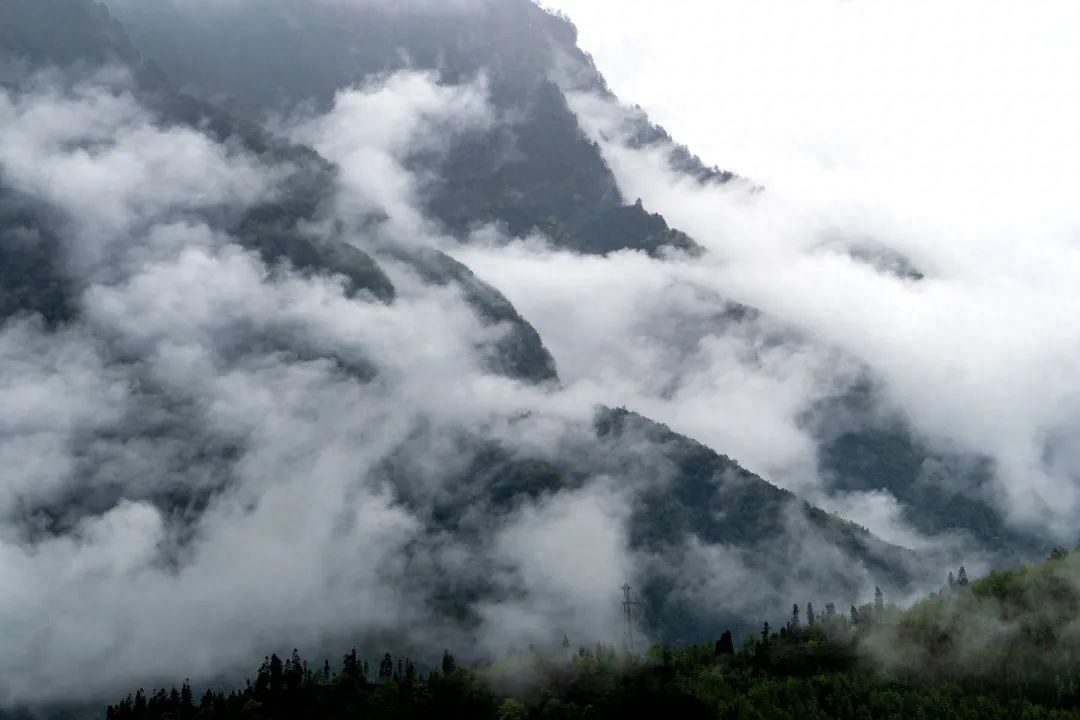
[283,71,493,242]
[527,1,1080,535]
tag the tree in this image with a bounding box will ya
[378,653,393,681]
[806,602,815,628]
[760,622,770,642]
[268,654,283,694]
[499,698,529,720]
[790,603,800,628]
[286,649,304,692]
[180,680,193,714]
[715,630,734,656]
[825,602,836,621]
[957,566,969,586]
[850,605,861,627]
[322,658,331,684]
[255,658,270,696]
[442,649,457,675]
[874,587,885,620]
[1050,545,1068,560]
[343,649,360,682]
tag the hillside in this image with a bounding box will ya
[0,0,1045,711]
[76,552,1080,720]
[96,0,1041,558]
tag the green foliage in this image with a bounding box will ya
[76,552,1080,720]
[878,550,1080,695]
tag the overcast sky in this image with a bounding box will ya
[544,0,1080,229]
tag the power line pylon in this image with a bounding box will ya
[621,582,637,657]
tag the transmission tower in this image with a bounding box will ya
[621,582,638,656]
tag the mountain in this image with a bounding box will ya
[99,0,1043,558]
[0,0,557,385]
[102,0,704,256]
[0,0,1018,707]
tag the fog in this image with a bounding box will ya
[2,0,1074,707]
[532,0,1080,536]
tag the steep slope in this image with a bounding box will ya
[99,0,1040,560]
[373,406,919,646]
[0,0,557,386]
[883,548,1080,686]
[103,0,702,256]
[0,0,140,69]
[804,380,1042,558]
[0,6,950,704]
[593,408,917,641]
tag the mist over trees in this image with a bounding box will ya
[88,551,1080,720]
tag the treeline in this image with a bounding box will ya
[100,554,1080,720]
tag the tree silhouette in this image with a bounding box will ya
[442,649,457,675]
[378,653,393,681]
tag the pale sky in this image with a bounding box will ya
[543,0,1080,234]
[533,0,1080,538]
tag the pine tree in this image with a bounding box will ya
[343,649,360,681]
[442,649,456,675]
[715,630,735,656]
[806,602,815,628]
[874,586,885,621]
[379,653,393,681]
[287,649,304,692]
[790,603,800,628]
[323,658,331,684]
[179,680,193,714]
[269,654,284,694]
[958,566,969,586]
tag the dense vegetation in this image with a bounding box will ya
[95,553,1080,720]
